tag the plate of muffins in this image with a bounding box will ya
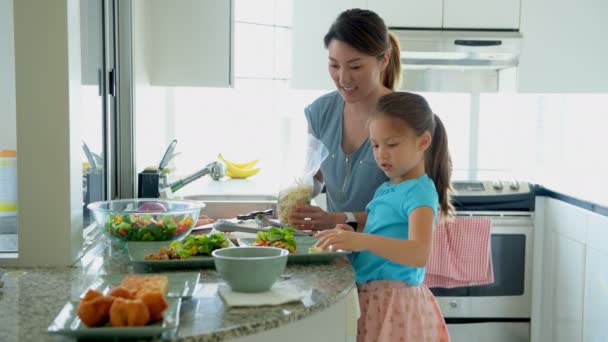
[48,274,182,338]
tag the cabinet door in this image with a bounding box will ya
[551,234,585,342]
[518,0,608,92]
[140,0,233,87]
[443,0,520,29]
[291,0,365,89]
[583,213,608,341]
[367,0,442,28]
[583,248,608,341]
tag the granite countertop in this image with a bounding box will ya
[0,237,356,342]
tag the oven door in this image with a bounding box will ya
[447,322,530,342]
[431,214,534,319]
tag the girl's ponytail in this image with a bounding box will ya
[426,114,454,220]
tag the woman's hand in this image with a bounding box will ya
[289,204,334,230]
[196,215,215,227]
[314,224,366,252]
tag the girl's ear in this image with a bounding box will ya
[418,131,432,151]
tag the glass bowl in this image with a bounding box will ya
[87,199,205,243]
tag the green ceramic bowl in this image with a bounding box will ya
[212,247,288,293]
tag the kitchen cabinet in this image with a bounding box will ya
[518,0,608,92]
[443,0,520,29]
[366,0,442,28]
[583,213,608,341]
[291,0,522,89]
[551,234,585,342]
[534,197,608,342]
[292,0,365,90]
[136,0,233,87]
[365,0,519,29]
[583,248,608,341]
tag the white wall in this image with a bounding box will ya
[0,0,17,151]
[10,0,83,266]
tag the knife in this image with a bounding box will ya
[236,208,274,221]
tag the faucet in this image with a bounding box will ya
[137,139,227,198]
[166,161,226,193]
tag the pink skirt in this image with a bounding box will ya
[357,280,450,342]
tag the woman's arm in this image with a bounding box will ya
[316,206,434,267]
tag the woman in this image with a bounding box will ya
[290,8,402,231]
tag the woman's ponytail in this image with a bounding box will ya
[382,32,402,90]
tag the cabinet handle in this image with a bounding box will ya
[454,39,502,47]
[108,69,116,97]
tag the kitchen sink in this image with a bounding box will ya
[183,195,277,219]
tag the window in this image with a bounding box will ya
[0,0,17,253]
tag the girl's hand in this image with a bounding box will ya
[315,224,366,252]
[289,204,333,230]
[196,215,215,226]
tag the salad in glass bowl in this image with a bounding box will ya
[87,199,205,243]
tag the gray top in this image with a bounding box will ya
[0,234,355,342]
[305,91,388,213]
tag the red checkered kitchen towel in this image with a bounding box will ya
[423,217,494,288]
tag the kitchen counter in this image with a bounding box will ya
[0,235,356,342]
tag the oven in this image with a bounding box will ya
[430,180,535,342]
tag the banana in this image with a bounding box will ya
[226,166,260,179]
[218,153,260,179]
[218,153,258,169]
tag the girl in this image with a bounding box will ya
[316,92,452,342]
[289,8,401,231]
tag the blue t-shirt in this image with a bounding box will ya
[352,174,439,285]
[304,91,388,212]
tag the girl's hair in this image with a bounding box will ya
[375,92,454,219]
[324,8,402,90]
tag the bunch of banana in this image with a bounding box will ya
[218,153,260,179]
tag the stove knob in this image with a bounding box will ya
[449,300,458,308]
[492,180,504,191]
[510,180,520,190]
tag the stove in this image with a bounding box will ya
[434,180,535,342]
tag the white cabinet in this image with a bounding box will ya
[365,0,520,29]
[443,0,520,29]
[292,0,522,89]
[367,0,442,28]
[518,0,608,92]
[135,0,233,87]
[583,248,608,341]
[551,234,584,342]
[583,213,608,341]
[536,198,608,341]
[291,0,365,90]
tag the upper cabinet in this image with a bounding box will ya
[367,0,520,29]
[291,0,366,90]
[518,0,608,92]
[133,0,233,87]
[292,0,523,89]
[367,0,442,28]
[443,0,520,29]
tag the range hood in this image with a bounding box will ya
[393,29,523,92]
